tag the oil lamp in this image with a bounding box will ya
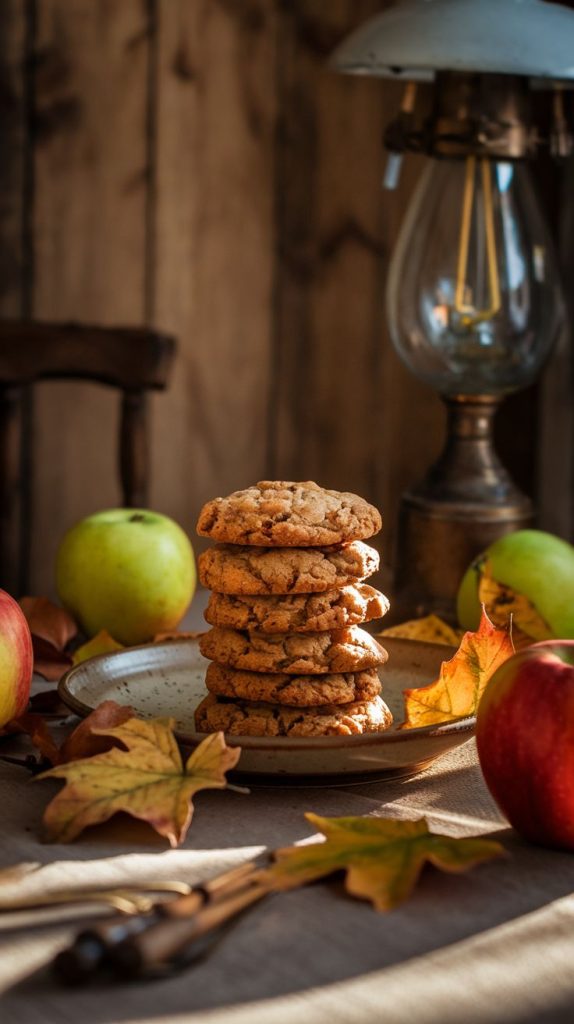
[332,0,574,620]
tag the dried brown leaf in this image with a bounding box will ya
[31,635,73,682]
[10,700,134,766]
[58,701,134,763]
[7,713,61,765]
[29,689,69,717]
[20,597,77,650]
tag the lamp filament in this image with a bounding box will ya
[454,156,502,327]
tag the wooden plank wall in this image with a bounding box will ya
[0,0,570,599]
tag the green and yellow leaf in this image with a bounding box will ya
[261,813,504,911]
[38,720,240,846]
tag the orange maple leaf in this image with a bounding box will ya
[401,608,514,729]
[38,721,241,846]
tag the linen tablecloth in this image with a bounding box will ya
[2,735,574,1024]
[1,591,573,1024]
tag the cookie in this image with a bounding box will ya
[198,541,379,596]
[197,480,381,547]
[204,663,381,706]
[199,626,388,674]
[204,584,389,633]
[195,693,393,737]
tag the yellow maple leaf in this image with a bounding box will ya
[72,630,124,665]
[478,564,553,643]
[379,614,462,646]
[401,608,514,729]
[261,813,504,911]
[38,720,241,846]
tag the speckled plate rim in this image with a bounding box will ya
[58,636,476,752]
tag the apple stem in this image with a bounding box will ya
[128,513,146,524]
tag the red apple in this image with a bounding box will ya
[0,590,33,729]
[476,640,574,850]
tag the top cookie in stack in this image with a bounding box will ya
[194,481,392,738]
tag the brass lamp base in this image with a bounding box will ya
[391,395,534,624]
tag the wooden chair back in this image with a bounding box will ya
[0,320,176,596]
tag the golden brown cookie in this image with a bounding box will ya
[204,584,389,633]
[204,663,381,706]
[199,626,388,674]
[197,480,381,547]
[194,692,393,737]
[198,541,379,596]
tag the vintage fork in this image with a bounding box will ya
[0,880,193,917]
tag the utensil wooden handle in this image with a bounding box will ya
[52,860,263,984]
[164,860,258,918]
[110,879,269,977]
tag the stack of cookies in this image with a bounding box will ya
[194,480,392,738]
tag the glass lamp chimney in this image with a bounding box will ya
[387,158,562,397]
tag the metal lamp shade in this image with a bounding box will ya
[331,0,574,81]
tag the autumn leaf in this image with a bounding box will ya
[401,608,514,729]
[72,630,124,665]
[478,563,553,646]
[261,813,504,911]
[7,713,62,765]
[19,597,78,681]
[30,636,73,682]
[379,614,462,646]
[29,689,69,716]
[19,596,77,650]
[38,720,241,846]
[58,700,134,763]
[9,700,134,767]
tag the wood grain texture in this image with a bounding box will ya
[151,0,278,542]
[0,386,24,591]
[0,0,27,318]
[0,0,31,594]
[270,0,443,575]
[30,0,150,593]
[537,156,574,541]
[0,0,571,601]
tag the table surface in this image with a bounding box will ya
[1,600,574,1024]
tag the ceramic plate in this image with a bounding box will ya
[58,636,474,784]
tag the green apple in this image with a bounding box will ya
[56,509,196,646]
[457,529,574,638]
